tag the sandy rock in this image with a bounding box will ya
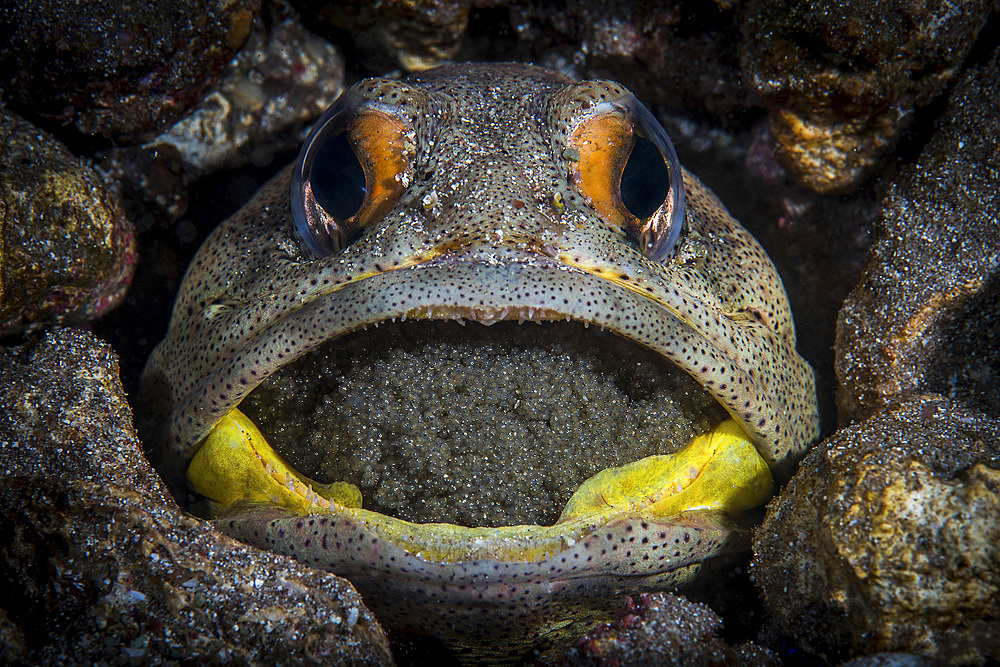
[0,328,165,497]
[294,0,469,71]
[0,0,260,143]
[752,396,1000,664]
[836,43,1000,423]
[0,329,393,665]
[0,110,135,336]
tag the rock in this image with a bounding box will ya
[0,110,136,336]
[295,0,469,71]
[0,479,395,665]
[0,328,172,499]
[835,43,1000,423]
[752,396,1000,665]
[740,0,993,193]
[510,0,750,119]
[0,329,394,665]
[0,0,260,143]
[550,592,778,666]
[148,17,345,174]
[100,16,345,232]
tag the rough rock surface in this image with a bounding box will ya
[0,0,260,143]
[752,396,1000,665]
[100,17,345,232]
[295,0,469,71]
[740,0,993,193]
[551,592,777,666]
[0,109,135,336]
[0,329,393,665]
[836,43,1000,423]
[151,18,345,174]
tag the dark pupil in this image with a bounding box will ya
[309,132,367,220]
[620,135,669,220]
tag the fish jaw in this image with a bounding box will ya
[192,407,770,658]
[217,506,742,661]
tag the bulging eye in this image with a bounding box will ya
[291,92,413,256]
[567,96,684,261]
[310,129,367,222]
[620,135,669,219]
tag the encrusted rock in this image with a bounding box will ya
[836,43,1000,423]
[100,16,345,231]
[151,17,345,174]
[0,329,393,665]
[551,592,777,666]
[295,0,469,71]
[0,0,260,143]
[0,110,135,336]
[752,396,1000,664]
[740,0,992,193]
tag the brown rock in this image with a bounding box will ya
[1,479,394,665]
[0,329,393,665]
[752,396,1000,664]
[0,110,136,336]
[835,44,1000,423]
[740,0,992,193]
[0,328,172,499]
[0,0,261,143]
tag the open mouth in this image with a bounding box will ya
[239,319,729,528]
[186,312,775,560]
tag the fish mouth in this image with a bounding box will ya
[183,255,775,564]
[236,319,737,528]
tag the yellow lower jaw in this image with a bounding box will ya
[188,408,363,512]
[189,407,772,544]
[559,418,774,522]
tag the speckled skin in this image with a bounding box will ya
[219,506,741,659]
[141,63,818,657]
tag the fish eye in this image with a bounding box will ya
[310,131,367,223]
[291,92,413,257]
[567,95,685,262]
[620,135,669,220]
